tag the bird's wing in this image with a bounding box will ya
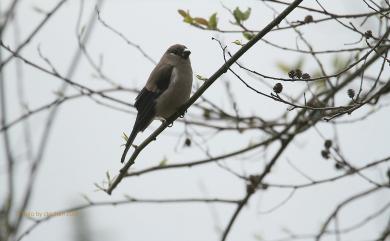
[134,63,174,132]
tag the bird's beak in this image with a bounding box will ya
[182,48,191,59]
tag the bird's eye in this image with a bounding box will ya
[170,50,178,55]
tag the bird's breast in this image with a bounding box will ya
[155,64,193,119]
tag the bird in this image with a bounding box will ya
[121,44,193,163]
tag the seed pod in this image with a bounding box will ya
[302,73,310,80]
[295,69,302,79]
[304,15,313,23]
[364,30,373,39]
[288,70,296,78]
[335,162,344,170]
[321,150,330,159]
[324,140,332,149]
[273,83,283,94]
[184,138,191,147]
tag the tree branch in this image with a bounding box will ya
[106,0,305,195]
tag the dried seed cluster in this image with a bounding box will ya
[321,139,333,160]
[304,15,313,23]
[364,30,373,39]
[288,69,310,80]
[273,83,283,94]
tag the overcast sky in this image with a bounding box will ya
[1,0,389,241]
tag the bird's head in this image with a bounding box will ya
[166,44,191,60]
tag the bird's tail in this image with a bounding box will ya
[121,128,138,163]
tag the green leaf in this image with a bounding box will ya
[179,10,193,24]
[313,70,326,92]
[276,62,291,73]
[232,40,244,46]
[194,17,209,26]
[183,15,194,24]
[93,183,105,192]
[105,171,113,186]
[196,74,208,81]
[233,7,251,23]
[203,109,211,119]
[159,157,168,166]
[242,7,251,21]
[233,7,243,23]
[122,132,129,142]
[276,57,305,74]
[248,139,255,147]
[178,9,187,17]
[294,57,305,70]
[124,194,135,201]
[81,194,92,204]
[208,13,218,29]
[53,90,65,97]
[254,233,263,240]
[243,32,254,40]
[332,55,349,72]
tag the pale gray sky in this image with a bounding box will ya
[1,0,389,241]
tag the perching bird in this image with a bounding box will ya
[121,44,193,163]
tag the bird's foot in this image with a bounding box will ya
[160,118,174,127]
[179,108,187,118]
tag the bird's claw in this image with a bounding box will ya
[180,109,187,118]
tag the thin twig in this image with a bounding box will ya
[106,0,305,195]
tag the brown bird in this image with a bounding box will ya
[121,44,193,163]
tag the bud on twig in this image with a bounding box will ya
[347,89,355,99]
[203,109,211,119]
[364,30,373,39]
[249,175,260,185]
[246,183,255,194]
